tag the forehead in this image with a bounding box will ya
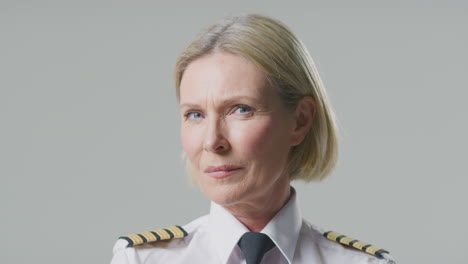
[179,52,270,105]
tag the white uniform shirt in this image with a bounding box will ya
[111,190,395,264]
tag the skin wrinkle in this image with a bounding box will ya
[179,51,314,232]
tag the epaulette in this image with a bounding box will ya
[324,231,392,260]
[119,225,188,247]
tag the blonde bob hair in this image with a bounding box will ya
[175,13,338,181]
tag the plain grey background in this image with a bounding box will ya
[2,1,467,263]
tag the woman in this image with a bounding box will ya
[111,14,395,264]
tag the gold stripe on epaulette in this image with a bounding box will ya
[140,231,157,241]
[366,245,386,255]
[352,240,368,250]
[339,236,354,245]
[324,231,390,259]
[119,225,188,247]
[155,228,171,240]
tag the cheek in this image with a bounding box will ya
[232,118,286,158]
[180,125,201,160]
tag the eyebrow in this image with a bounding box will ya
[179,95,259,109]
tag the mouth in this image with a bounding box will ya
[204,165,242,179]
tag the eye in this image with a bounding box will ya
[184,111,204,120]
[233,105,253,115]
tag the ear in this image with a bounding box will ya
[290,96,316,146]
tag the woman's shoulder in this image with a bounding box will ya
[301,220,396,264]
[111,215,208,264]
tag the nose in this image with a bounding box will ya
[203,116,230,153]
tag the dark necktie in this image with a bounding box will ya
[237,232,276,264]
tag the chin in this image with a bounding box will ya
[198,181,246,206]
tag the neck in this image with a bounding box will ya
[223,182,292,232]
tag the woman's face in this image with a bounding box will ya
[179,52,296,207]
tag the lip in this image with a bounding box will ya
[204,165,242,173]
[204,165,242,179]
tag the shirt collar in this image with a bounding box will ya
[260,187,302,264]
[208,201,250,264]
[208,187,302,264]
